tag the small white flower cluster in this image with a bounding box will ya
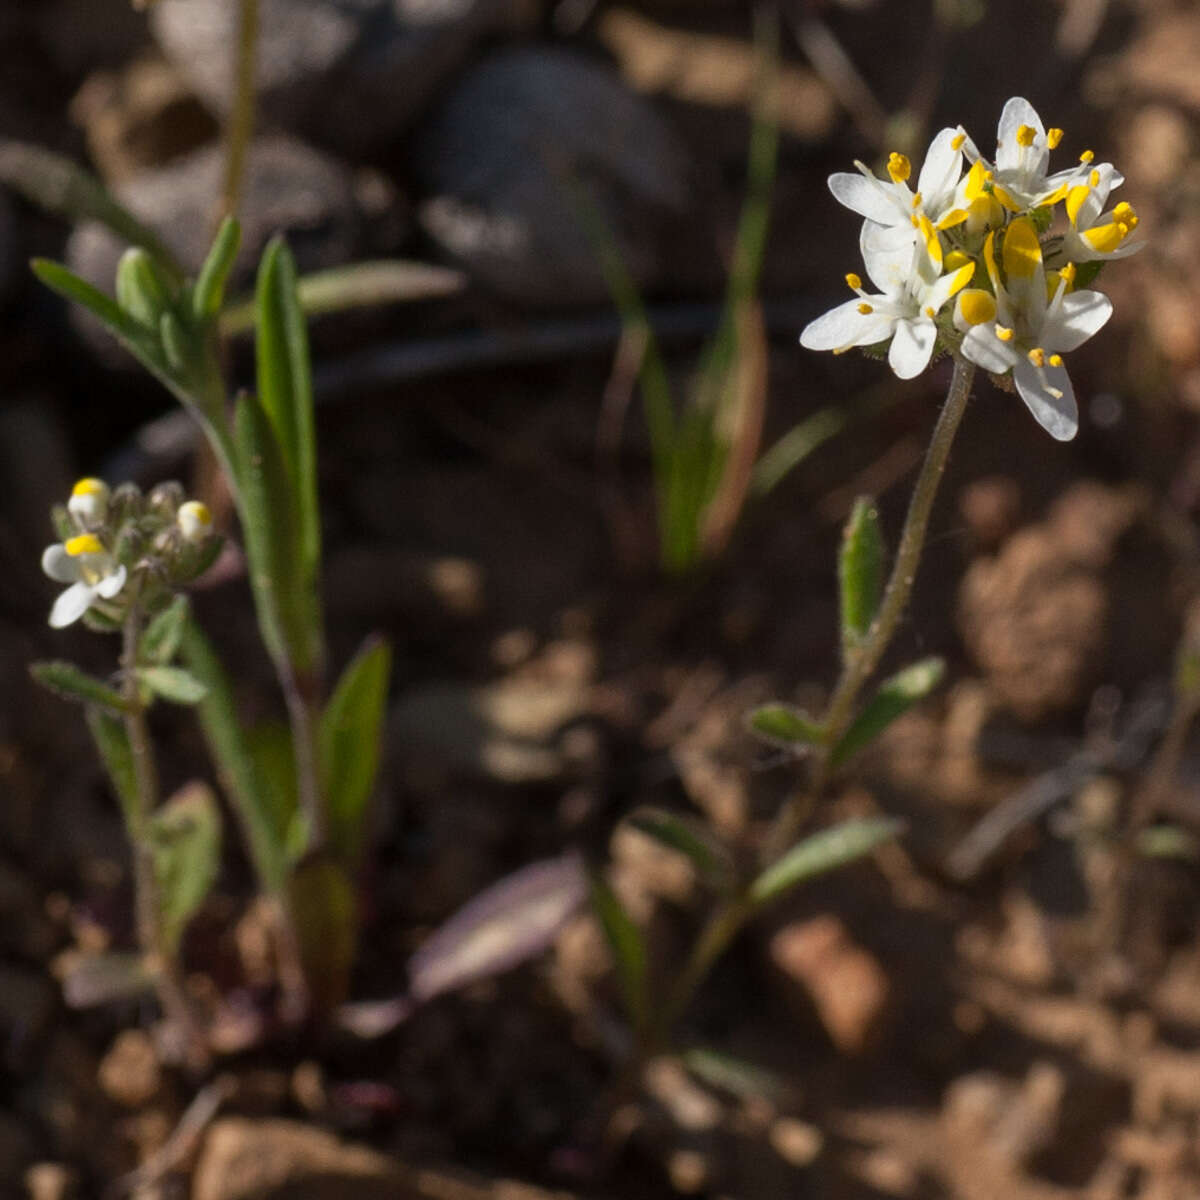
[801,98,1141,440]
[41,478,215,628]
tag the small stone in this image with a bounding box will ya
[24,1162,80,1200]
[98,1029,161,1108]
[768,1117,823,1167]
[666,1148,709,1194]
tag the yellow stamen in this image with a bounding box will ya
[1060,261,1076,288]
[957,289,996,326]
[1079,149,1094,163]
[911,214,920,228]
[1028,347,1046,367]
[1049,354,1063,368]
[1016,124,1037,147]
[924,306,936,318]
[1089,168,1100,188]
[911,192,923,209]
[71,477,106,497]
[887,152,911,183]
[951,132,966,150]
[1047,127,1064,149]
[857,302,874,314]
[845,273,862,291]
[916,214,942,266]
[1113,201,1137,228]
[65,533,104,557]
[995,325,1014,342]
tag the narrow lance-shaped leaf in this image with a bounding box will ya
[255,238,320,582]
[320,637,392,865]
[141,596,189,665]
[84,705,139,834]
[408,852,589,1005]
[627,808,733,887]
[180,618,289,893]
[747,703,825,750]
[31,661,126,713]
[839,496,884,654]
[138,665,208,705]
[830,657,945,768]
[588,871,647,1031]
[748,816,905,907]
[148,782,222,953]
[116,246,173,329]
[192,216,242,321]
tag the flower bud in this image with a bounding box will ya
[177,500,213,543]
[67,477,109,527]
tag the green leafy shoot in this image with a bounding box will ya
[141,596,190,666]
[148,782,222,953]
[746,703,825,750]
[589,871,647,1032]
[830,657,945,768]
[839,496,884,655]
[627,808,734,888]
[191,215,242,321]
[138,665,208,706]
[748,816,905,907]
[30,661,126,713]
[319,637,392,865]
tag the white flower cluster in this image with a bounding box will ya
[801,98,1141,440]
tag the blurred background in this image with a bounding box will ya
[3,0,1200,1196]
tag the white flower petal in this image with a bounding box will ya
[888,318,936,379]
[42,544,80,584]
[922,263,975,315]
[995,97,1044,173]
[962,326,1020,375]
[1044,289,1113,352]
[916,128,964,210]
[861,223,916,295]
[96,564,128,600]
[49,583,94,628]
[828,173,904,227]
[801,299,895,350]
[1013,359,1078,441]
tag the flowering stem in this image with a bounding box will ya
[218,0,259,229]
[120,573,206,1063]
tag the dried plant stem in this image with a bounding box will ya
[656,356,975,1041]
[120,575,205,1062]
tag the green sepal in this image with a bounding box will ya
[30,661,126,713]
[148,782,222,953]
[839,496,884,654]
[319,636,392,865]
[748,816,905,907]
[830,657,945,769]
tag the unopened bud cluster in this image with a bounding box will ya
[41,477,219,628]
[801,98,1141,441]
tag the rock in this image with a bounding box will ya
[193,1118,409,1200]
[97,1029,161,1108]
[410,48,694,305]
[24,1162,81,1200]
[768,914,891,1055]
[149,0,517,159]
[67,134,361,290]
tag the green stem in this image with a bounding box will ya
[218,0,259,228]
[120,575,206,1062]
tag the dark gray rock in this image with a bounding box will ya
[67,135,362,299]
[409,48,694,306]
[149,0,515,159]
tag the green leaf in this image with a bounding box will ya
[746,703,824,749]
[148,782,222,953]
[830,657,945,768]
[115,246,172,328]
[751,407,846,497]
[192,216,242,321]
[1073,259,1103,290]
[84,705,139,833]
[255,238,320,582]
[30,661,126,713]
[141,596,190,665]
[288,856,357,1016]
[233,390,318,673]
[839,497,884,653]
[319,636,392,865]
[180,618,290,893]
[137,665,207,705]
[626,808,733,886]
[589,871,647,1031]
[748,816,905,907]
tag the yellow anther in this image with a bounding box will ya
[911,214,920,228]
[957,289,996,327]
[1079,149,1094,163]
[65,533,104,557]
[995,325,1015,342]
[951,132,966,150]
[924,306,936,318]
[1049,354,1063,367]
[1060,261,1076,288]
[71,477,106,498]
[1113,201,1137,228]
[857,302,874,314]
[887,152,911,183]
[911,192,923,209]
[845,273,862,291]
[1089,168,1100,188]
[1027,347,1046,367]
[1047,127,1064,149]
[1016,124,1037,148]
[984,169,995,182]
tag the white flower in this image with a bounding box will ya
[67,477,109,527]
[960,217,1112,440]
[801,219,975,379]
[177,500,213,543]
[1061,162,1141,262]
[827,127,970,240]
[41,533,128,628]
[968,97,1097,213]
